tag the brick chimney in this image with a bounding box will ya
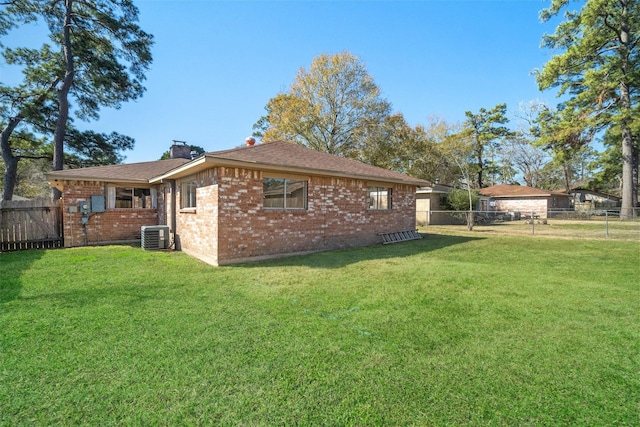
[170,141,191,159]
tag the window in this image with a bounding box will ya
[368,186,392,210]
[263,178,307,209]
[107,186,156,209]
[182,181,197,208]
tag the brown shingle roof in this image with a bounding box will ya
[479,184,569,198]
[153,141,429,186]
[46,141,429,187]
[46,158,190,183]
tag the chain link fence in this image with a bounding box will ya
[419,209,640,240]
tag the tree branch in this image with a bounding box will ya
[17,154,51,161]
[602,13,622,42]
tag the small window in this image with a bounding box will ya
[368,186,392,210]
[263,178,307,209]
[182,181,197,208]
[107,186,156,209]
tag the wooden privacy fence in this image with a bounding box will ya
[0,199,63,252]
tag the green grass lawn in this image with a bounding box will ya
[1,234,638,425]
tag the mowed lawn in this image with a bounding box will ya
[1,234,638,425]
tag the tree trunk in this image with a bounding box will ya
[476,150,483,189]
[52,0,75,200]
[620,125,635,219]
[466,211,475,231]
[1,117,23,201]
[1,151,19,201]
[633,148,638,208]
[562,161,572,193]
[1,78,59,201]
[467,187,475,231]
[619,0,635,219]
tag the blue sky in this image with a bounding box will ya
[3,0,563,164]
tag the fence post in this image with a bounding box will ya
[531,211,535,235]
[605,211,609,239]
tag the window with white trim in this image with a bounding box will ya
[368,186,392,210]
[263,178,307,209]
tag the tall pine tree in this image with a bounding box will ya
[0,0,153,200]
[536,0,639,218]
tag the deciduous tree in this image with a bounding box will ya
[401,117,464,185]
[501,134,550,188]
[357,113,412,171]
[440,130,478,230]
[253,52,392,159]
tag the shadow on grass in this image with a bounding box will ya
[0,249,46,304]
[242,233,483,269]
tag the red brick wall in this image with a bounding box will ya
[61,180,159,247]
[171,166,417,265]
[173,169,220,265]
[60,166,419,262]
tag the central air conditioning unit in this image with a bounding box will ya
[141,225,169,250]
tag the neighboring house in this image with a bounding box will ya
[478,184,571,218]
[415,183,452,226]
[570,187,621,210]
[47,141,428,265]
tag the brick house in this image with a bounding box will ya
[478,184,571,218]
[47,141,428,265]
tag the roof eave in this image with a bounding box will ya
[46,174,151,184]
[149,156,210,182]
